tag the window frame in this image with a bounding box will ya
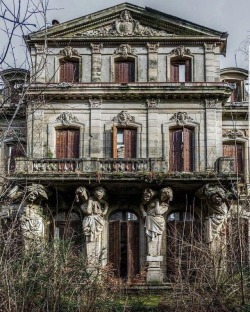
[56,55,82,83]
[167,54,194,83]
[111,55,138,83]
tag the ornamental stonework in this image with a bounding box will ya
[59,46,79,58]
[56,112,79,125]
[223,129,246,139]
[146,43,159,53]
[74,10,169,37]
[114,44,135,59]
[91,43,103,53]
[170,45,191,57]
[146,98,160,108]
[169,112,193,126]
[89,98,102,108]
[112,111,135,125]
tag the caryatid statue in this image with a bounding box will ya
[196,184,230,243]
[75,186,109,262]
[140,187,173,257]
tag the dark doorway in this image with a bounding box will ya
[109,211,139,279]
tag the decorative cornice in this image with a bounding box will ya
[56,112,79,125]
[204,43,216,52]
[204,99,218,108]
[74,10,169,37]
[112,110,135,125]
[170,45,191,57]
[169,112,193,126]
[114,44,135,59]
[59,46,79,58]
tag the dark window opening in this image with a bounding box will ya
[170,59,191,82]
[223,143,244,174]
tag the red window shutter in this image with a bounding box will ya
[112,125,117,158]
[124,129,137,158]
[183,128,194,172]
[127,221,139,279]
[171,64,179,82]
[60,60,79,83]
[185,59,191,82]
[170,129,183,171]
[223,143,244,173]
[109,220,121,277]
[115,61,135,83]
[56,129,80,159]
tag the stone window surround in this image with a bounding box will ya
[47,120,85,158]
[166,53,194,82]
[162,120,200,172]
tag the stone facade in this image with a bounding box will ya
[0,3,249,284]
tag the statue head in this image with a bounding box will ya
[93,186,107,201]
[142,188,156,203]
[75,186,89,202]
[159,187,173,203]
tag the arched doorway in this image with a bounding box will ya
[109,211,140,279]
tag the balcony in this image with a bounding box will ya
[9,157,239,183]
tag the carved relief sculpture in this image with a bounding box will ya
[56,112,79,125]
[75,186,109,263]
[196,184,230,243]
[169,111,194,126]
[140,187,173,256]
[170,45,191,57]
[114,44,135,59]
[112,110,135,125]
[59,46,79,58]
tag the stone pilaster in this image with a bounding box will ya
[34,44,46,83]
[146,98,160,158]
[147,43,159,82]
[204,43,216,82]
[91,43,103,82]
[89,97,102,157]
[31,108,44,158]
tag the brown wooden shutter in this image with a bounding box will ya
[124,129,137,158]
[127,221,139,279]
[109,220,121,277]
[56,129,80,159]
[185,59,191,82]
[112,125,117,158]
[115,61,135,83]
[183,128,194,172]
[170,129,183,171]
[60,60,79,83]
[171,64,179,82]
[223,143,244,173]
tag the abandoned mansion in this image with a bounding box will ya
[0,3,249,284]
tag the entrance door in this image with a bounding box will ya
[109,212,139,279]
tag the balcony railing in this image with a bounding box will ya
[13,157,167,174]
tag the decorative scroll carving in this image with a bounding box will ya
[59,46,79,58]
[89,98,102,108]
[112,110,135,125]
[146,98,160,108]
[90,43,103,53]
[140,187,173,257]
[74,10,169,37]
[171,45,191,57]
[223,129,245,139]
[57,82,73,88]
[56,112,79,125]
[169,112,193,126]
[204,43,216,52]
[114,44,135,59]
[146,43,159,53]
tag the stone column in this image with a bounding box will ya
[204,43,216,82]
[146,99,160,158]
[89,97,102,157]
[91,43,103,82]
[147,43,159,82]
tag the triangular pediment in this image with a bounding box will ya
[27,3,227,41]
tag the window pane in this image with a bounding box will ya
[179,64,185,82]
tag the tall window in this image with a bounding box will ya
[7,141,26,173]
[60,59,79,83]
[115,59,135,83]
[170,59,191,82]
[56,128,80,158]
[112,126,136,158]
[169,127,194,172]
[223,143,244,173]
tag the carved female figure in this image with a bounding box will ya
[140,187,173,257]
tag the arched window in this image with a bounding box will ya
[114,58,135,83]
[56,128,80,158]
[59,58,79,83]
[170,57,191,82]
[223,142,244,173]
[169,127,194,172]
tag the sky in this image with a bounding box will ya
[0,0,249,70]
